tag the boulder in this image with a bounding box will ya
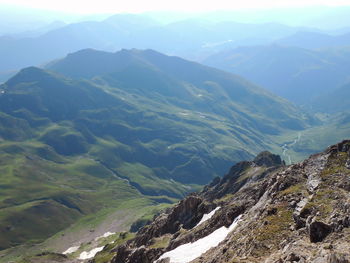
[309,221,332,243]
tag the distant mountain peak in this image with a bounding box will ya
[5,66,55,86]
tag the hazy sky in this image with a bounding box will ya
[1,0,350,13]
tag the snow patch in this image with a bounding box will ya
[95,231,115,241]
[79,246,104,260]
[194,207,220,228]
[156,214,242,263]
[62,246,79,254]
[102,231,115,238]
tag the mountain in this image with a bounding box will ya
[0,66,185,252]
[313,82,350,113]
[0,14,308,73]
[275,31,350,50]
[45,48,318,179]
[203,45,350,105]
[140,21,301,59]
[8,21,67,38]
[0,14,159,72]
[95,140,350,263]
[0,49,315,253]
[0,70,16,84]
[47,48,313,135]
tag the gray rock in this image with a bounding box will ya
[327,253,349,263]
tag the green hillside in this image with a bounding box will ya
[0,49,316,253]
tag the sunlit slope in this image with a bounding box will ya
[0,49,313,249]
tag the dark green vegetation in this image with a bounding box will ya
[0,48,317,252]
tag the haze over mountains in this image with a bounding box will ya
[0,15,302,73]
[203,45,350,105]
[1,6,350,79]
[0,3,350,262]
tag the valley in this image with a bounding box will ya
[0,48,349,262]
[0,4,349,263]
[0,48,321,260]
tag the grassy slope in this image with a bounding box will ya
[0,198,170,263]
[0,67,252,253]
[0,49,337,257]
[270,112,350,164]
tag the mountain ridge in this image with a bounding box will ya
[48,48,315,131]
[0,48,317,252]
[203,44,350,105]
[103,139,350,263]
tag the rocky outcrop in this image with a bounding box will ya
[110,195,215,263]
[112,245,162,263]
[309,221,332,242]
[253,151,285,167]
[99,144,350,263]
[202,151,284,201]
[133,195,211,247]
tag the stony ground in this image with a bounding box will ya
[104,141,350,263]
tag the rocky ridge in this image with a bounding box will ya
[92,140,350,263]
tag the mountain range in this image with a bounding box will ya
[3,11,350,89]
[1,5,350,263]
[0,13,320,75]
[203,44,350,106]
[0,48,318,254]
[313,82,350,113]
[21,140,350,262]
[276,31,350,50]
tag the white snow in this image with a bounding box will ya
[102,231,115,238]
[156,214,242,263]
[79,246,104,260]
[194,207,220,228]
[95,231,115,241]
[62,246,79,254]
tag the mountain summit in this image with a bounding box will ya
[48,48,314,130]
